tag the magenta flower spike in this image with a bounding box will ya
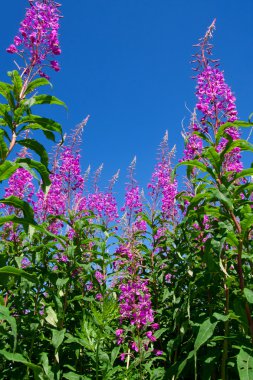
[148,132,177,220]
[7,0,62,80]
[182,20,242,172]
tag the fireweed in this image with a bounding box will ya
[0,7,253,380]
[7,0,61,83]
[182,19,242,174]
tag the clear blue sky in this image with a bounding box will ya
[1,0,253,194]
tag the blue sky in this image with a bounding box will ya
[1,0,253,195]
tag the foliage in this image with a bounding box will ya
[0,3,252,380]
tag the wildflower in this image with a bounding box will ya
[7,0,62,77]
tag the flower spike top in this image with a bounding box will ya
[182,20,242,172]
[7,0,62,80]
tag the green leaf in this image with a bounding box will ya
[213,312,230,322]
[0,305,17,351]
[0,161,19,181]
[0,267,38,283]
[45,307,58,327]
[241,214,253,236]
[110,346,120,366]
[17,139,49,168]
[10,70,22,101]
[244,288,253,304]
[34,95,67,109]
[0,195,34,220]
[63,373,83,380]
[0,81,12,101]
[25,78,52,95]
[237,347,253,380]
[233,120,253,128]
[215,121,253,143]
[19,115,62,136]
[0,350,43,377]
[194,318,218,351]
[225,140,253,155]
[233,168,253,182]
[0,129,8,161]
[39,352,54,380]
[226,232,239,247]
[210,188,233,211]
[0,215,37,229]
[203,146,221,173]
[175,159,216,179]
[52,329,65,350]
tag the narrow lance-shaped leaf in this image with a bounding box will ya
[215,121,253,143]
[24,77,52,96]
[0,195,34,221]
[0,129,8,161]
[34,94,67,109]
[194,318,218,352]
[244,289,253,304]
[175,159,216,179]
[0,81,12,101]
[51,329,65,350]
[0,350,44,377]
[16,139,49,168]
[0,305,17,352]
[237,347,253,380]
[9,70,23,101]
[0,267,38,283]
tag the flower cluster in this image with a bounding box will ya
[149,134,177,220]
[183,20,242,173]
[118,279,154,327]
[3,167,35,204]
[82,192,118,223]
[196,66,238,127]
[7,0,61,77]
[121,186,143,215]
[59,147,84,192]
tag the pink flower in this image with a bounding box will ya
[50,60,60,72]
[6,44,18,53]
[146,331,156,342]
[115,329,124,337]
[7,0,62,76]
[154,350,163,356]
[130,341,139,352]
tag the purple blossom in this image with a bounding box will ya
[21,257,31,269]
[95,271,105,284]
[85,192,118,223]
[181,21,243,174]
[3,168,35,204]
[7,0,62,78]
[130,341,139,352]
[196,66,238,125]
[121,186,143,215]
[118,279,154,328]
[115,328,124,337]
[148,132,177,219]
[182,134,203,161]
[146,331,156,342]
[153,350,163,356]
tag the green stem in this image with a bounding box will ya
[221,282,229,380]
[96,338,100,380]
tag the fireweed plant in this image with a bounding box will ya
[0,1,252,378]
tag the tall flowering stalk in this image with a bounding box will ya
[7,0,61,87]
[34,118,88,233]
[148,131,177,222]
[183,19,242,173]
